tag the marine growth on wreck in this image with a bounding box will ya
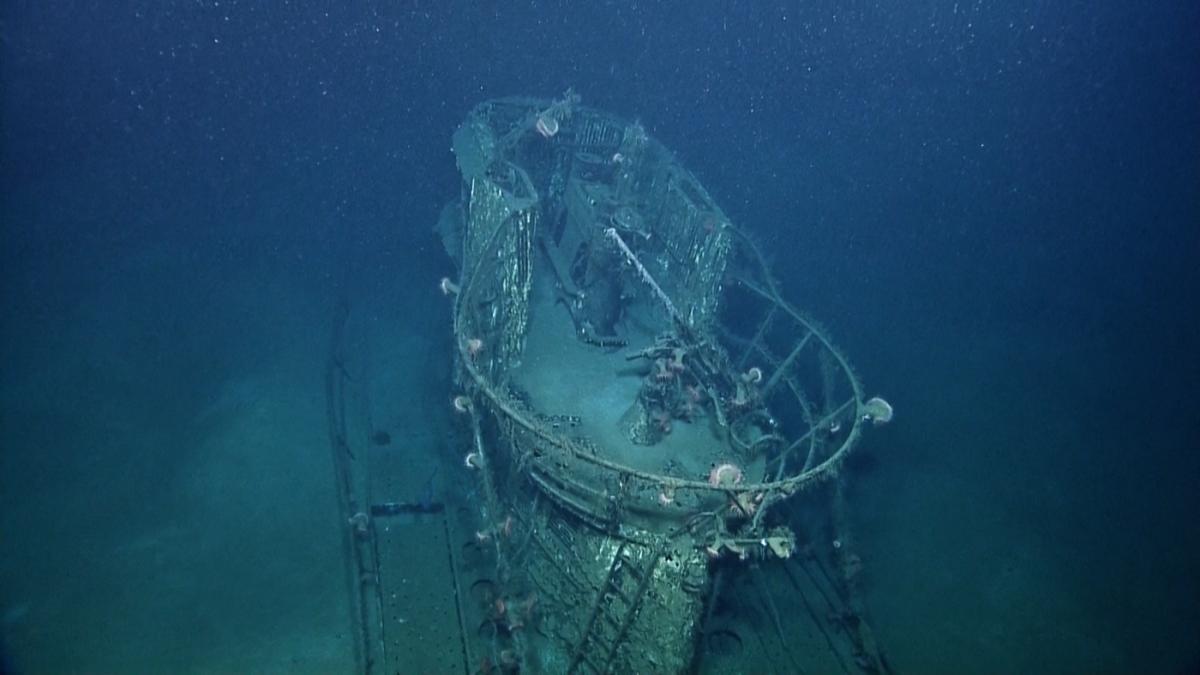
[423,91,894,674]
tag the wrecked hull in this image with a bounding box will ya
[428,92,888,673]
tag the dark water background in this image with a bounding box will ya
[2,1,1197,672]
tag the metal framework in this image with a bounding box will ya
[430,92,892,673]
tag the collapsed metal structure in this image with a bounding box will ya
[424,92,893,673]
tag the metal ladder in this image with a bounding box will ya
[567,541,662,674]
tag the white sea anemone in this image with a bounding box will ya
[862,396,894,425]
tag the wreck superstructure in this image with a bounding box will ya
[428,92,892,673]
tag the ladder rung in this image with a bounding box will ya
[620,560,643,582]
[608,580,633,604]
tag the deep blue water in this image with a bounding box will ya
[2,1,1197,672]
